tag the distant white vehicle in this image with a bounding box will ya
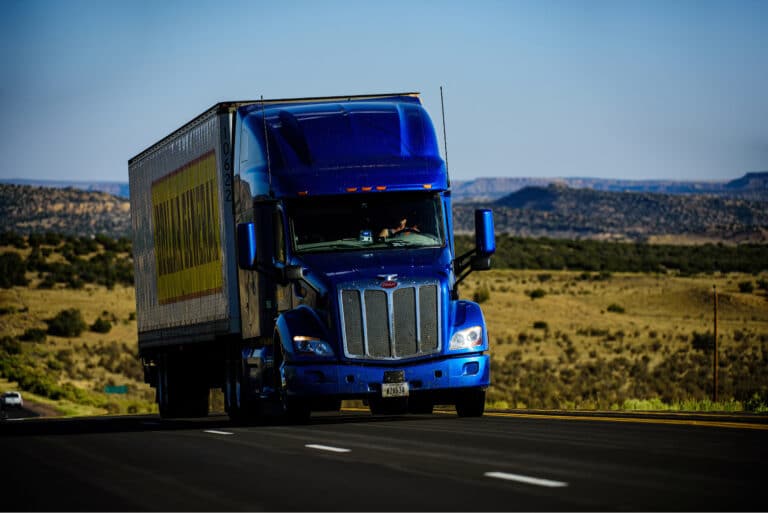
[1,391,23,409]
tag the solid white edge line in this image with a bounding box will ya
[204,429,234,436]
[485,471,568,488]
[305,444,351,453]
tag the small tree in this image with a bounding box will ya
[47,308,87,337]
[0,252,29,288]
[20,328,47,343]
[738,281,754,294]
[90,317,112,334]
[473,285,491,304]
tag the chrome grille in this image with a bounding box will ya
[341,283,440,359]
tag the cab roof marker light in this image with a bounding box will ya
[346,187,358,193]
[423,184,433,189]
[298,190,309,196]
[376,185,387,191]
[361,186,373,192]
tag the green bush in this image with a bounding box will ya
[0,251,29,288]
[46,308,87,337]
[0,306,17,316]
[607,303,626,314]
[473,285,491,304]
[528,288,546,300]
[691,331,715,351]
[90,317,112,334]
[20,328,47,343]
[738,281,754,293]
[0,335,22,355]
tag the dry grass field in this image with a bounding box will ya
[2,236,767,415]
[0,241,155,416]
[460,270,768,410]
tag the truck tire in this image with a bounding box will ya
[455,388,485,418]
[158,352,209,419]
[224,351,262,424]
[274,333,311,424]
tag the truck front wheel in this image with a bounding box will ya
[455,388,486,418]
[274,333,311,424]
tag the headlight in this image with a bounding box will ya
[293,336,334,357]
[449,325,483,351]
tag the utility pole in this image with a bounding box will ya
[713,285,718,403]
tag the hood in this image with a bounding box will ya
[296,247,452,290]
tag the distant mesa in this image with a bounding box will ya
[451,172,768,203]
[0,178,130,198]
[724,171,768,190]
[1,172,766,243]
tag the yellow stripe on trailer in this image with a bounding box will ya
[151,151,223,305]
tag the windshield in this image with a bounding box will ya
[286,192,445,254]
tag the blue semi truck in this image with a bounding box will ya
[129,92,495,421]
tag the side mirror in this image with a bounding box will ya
[237,222,258,269]
[474,209,496,256]
[283,265,305,281]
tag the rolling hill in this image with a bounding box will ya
[453,183,768,243]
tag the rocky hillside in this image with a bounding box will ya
[452,171,768,202]
[2,181,767,243]
[0,184,131,238]
[454,184,768,243]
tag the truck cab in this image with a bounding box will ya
[230,93,495,419]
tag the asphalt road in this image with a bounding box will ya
[1,409,766,511]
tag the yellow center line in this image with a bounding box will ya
[483,411,768,431]
[340,408,768,430]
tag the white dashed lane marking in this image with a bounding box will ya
[204,430,234,436]
[305,444,351,453]
[485,471,568,488]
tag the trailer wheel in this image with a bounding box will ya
[455,388,485,418]
[158,352,209,419]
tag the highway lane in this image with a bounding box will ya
[1,410,766,511]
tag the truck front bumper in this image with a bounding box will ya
[282,353,489,399]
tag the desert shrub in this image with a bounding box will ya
[528,288,546,300]
[533,321,549,330]
[20,328,47,343]
[0,251,29,288]
[738,281,754,294]
[46,308,87,337]
[607,303,625,314]
[0,231,27,249]
[0,335,22,355]
[473,285,491,304]
[537,273,552,283]
[37,275,56,289]
[90,317,112,334]
[691,331,715,351]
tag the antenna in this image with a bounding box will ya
[440,86,450,186]
[261,95,272,190]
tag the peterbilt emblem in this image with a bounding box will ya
[378,274,398,289]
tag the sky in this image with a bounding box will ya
[0,0,766,184]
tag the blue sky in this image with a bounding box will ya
[1,0,766,183]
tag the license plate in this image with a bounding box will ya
[381,382,409,398]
